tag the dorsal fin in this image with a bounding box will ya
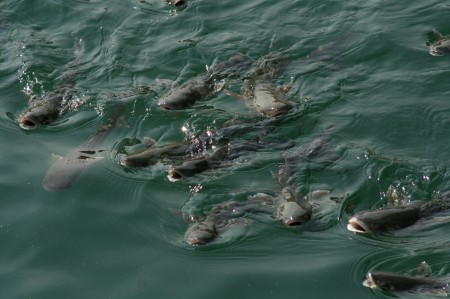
[433,29,443,41]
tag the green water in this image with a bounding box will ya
[1,0,450,298]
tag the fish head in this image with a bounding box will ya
[19,105,59,130]
[363,272,425,292]
[363,272,399,291]
[278,201,312,226]
[185,221,218,245]
[429,40,450,56]
[347,215,374,233]
[19,93,63,130]
[347,206,421,233]
[158,84,204,110]
[167,159,210,182]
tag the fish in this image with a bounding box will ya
[19,43,81,130]
[265,131,336,227]
[274,187,312,226]
[347,194,450,233]
[43,103,124,191]
[167,146,228,182]
[363,262,449,296]
[158,55,254,110]
[251,188,331,227]
[166,134,294,181]
[185,198,271,245]
[121,142,193,167]
[429,29,450,56]
[123,117,288,169]
[226,52,292,117]
[19,71,76,130]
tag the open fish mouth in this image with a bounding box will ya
[172,0,186,6]
[167,168,183,182]
[362,273,376,288]
[19,115,39,130]
[429,49,444,56]
[283,216,308,226]
[347,216,369,233]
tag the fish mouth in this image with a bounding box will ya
[167,168,183,182]
[347,217,369,233]
[362,273,376,288]
[19,117,38,130]
[172,0,186,6]
[429,49,443,56]
[186,236,210,245]
[283,216,307,226]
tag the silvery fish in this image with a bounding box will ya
[43,103,124,191]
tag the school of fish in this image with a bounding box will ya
[16,23,450,297]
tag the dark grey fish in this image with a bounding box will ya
[429,29,450,56]
[347,196,450,233]
[167,146,228,181]
[267,131,336,227]
[363,263,449,296]
[185,199,271,245]
[158,55,254,110]
[19,71,76,130]
[43,103,124,192]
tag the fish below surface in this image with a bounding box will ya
[184,198,272,245]
[43,103,124,191]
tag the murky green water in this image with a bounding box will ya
[1,0,450,298]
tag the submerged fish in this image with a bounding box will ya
[363,262,449,296]
[185,198,271,245]
[158,55,254,110]
[347,194,450,233]
[429,29,450,56]
[43,103,124,191]
[19,71,76,130]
